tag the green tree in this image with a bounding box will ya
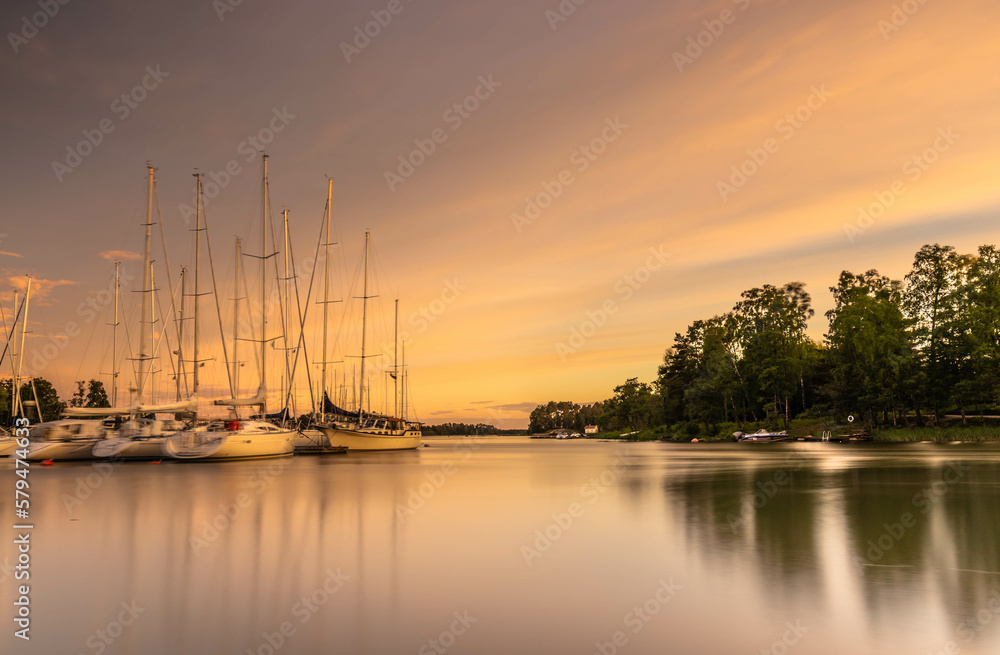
[825,270,916,427]
[730,282,815,430]
[903,244,968,420]
[85,380,110,408]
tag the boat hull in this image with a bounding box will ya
[164,427,295,460]
[93,436,167,459]
[26,440,101,461]
[0,437,18,457]
[316,426,421,451]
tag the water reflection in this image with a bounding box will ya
[2,440,1000,654]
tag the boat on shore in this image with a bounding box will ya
[735,429,789,443]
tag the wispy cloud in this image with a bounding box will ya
[99,250,141,261]
[0,251,22,258]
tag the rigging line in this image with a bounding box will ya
[239,242,262,386]
[268,201,294,410]
[120,294,138,391]
[0,295,25,375]
[153,268,182,391]
[282,207,324,416]
[135,274,183,403]
[71,298,101,390]
[153,179,182,350]
[202,200,235,398]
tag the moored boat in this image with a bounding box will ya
[164,419,293,460]
[25,419,110,461]
[736,429,789,443]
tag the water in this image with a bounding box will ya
[3,437,1000,654]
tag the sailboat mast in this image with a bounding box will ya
[282,208,292,417]
[402,339,406,422]
[138,163,154,405]
[193,173,203,395]
[260,154,269,415]
[150,262,158,404]
[14,281,30,418]
[321,179,332,422]
[233,237,242,399]
[358,231,370,423]
[394,298,399,418]
[176,267,186,402]
[112,262,120,406]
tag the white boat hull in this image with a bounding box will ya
[317,426,421,451]
[0,437,19,457]
[27,440,101,461]
[92,436,167,459]
[164,422,295,460]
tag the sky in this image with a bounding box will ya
[1,0,999,428]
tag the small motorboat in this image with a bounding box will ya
[735,429,789,443]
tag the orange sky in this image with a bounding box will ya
[2,0,1000,426]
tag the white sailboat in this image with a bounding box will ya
[164,155,294,460]
[314,231,421,451]
[84,164,193,459]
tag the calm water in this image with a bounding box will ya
[3,437,1000,654]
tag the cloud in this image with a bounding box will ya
[0,251,22,258]
[0,273,79,305]
[99,250,141,261]
[485,402,538,413]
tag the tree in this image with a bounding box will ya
[16,377,65,422]
[602,378,654,431]
[730,282,815,430]
[903,244,968,420]
[954,245,1000,423]
[825,270,916,427]
[85,380,110,408]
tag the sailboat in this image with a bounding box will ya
[82,165,193,459]
[164,155,294,460]
[314,231,421,451]
[12,277,114,461]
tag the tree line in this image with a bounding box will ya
[530,243,1000,435]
